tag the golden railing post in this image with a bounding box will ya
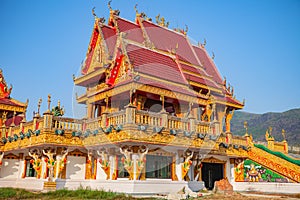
[189,115,196,132]
[160,110,168,128]
[125,104,136,124]
[101,111,109,127]
[43,111,53,131]
[8,125,13,137]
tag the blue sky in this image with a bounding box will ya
[0,0,299,119]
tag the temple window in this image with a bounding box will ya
[145,155,172,179]
[117,155,129,178]
[25,159,36,177]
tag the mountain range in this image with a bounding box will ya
[231,108,300,146]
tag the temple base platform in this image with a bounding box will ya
[1,178,300,195]
[0,178,188,194]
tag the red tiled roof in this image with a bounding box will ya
[0,98,23,107]
[99,75,197,98]
[116,17,144,44]
[142,21,200,66]
[215,95,243,106]
[184,73,220,89]
[136,76,196,97]
[193,45,223,84]
[179,63,223,89]
[181,63,204,75]
[126,44,187,85]
[100,24,117,56]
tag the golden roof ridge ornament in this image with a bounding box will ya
[199,38,207,48]
[107,0,120,27]
[108,0,120,16]
[155,14,169,28]
[134,4,151,21]
[47,94,51,112]
[174,25,188,35]
[185,24,188,35]
[0,69,13,98]
[108,0,112,11]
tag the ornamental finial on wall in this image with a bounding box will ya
[244,121,248,135]
[156,14,169,27]
[282,129,286,141]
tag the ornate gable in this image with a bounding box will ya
[0,69,12,99]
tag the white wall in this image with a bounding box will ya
[96,158,107,180]
[233,182,300,194]
[66,156,85,180]
[0,159,20,179]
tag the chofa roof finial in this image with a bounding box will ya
[92,7,97,19]
[134,4,138,14]
[108,0,112,11]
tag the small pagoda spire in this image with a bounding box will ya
[47,94,51,112]
[35,98,42,117]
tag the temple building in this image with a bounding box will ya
[0,5,299,194]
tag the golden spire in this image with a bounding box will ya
[244,121,248,136]
[47,94,51,112]
[36,98,42,117]
[282,129,286,141]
